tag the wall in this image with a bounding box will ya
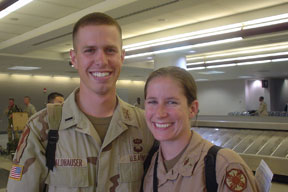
[0,74,145,132]
[197,79,246,115]
[270,78,288,111]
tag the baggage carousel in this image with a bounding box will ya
[192,115,288,182]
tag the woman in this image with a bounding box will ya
[143,66,259,192]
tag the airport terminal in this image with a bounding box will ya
[0,0,288,191]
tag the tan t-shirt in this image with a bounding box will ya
[85,114,112,142]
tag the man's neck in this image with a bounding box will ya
[160,130,192,161]
[77,86,117,118]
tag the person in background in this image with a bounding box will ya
[47,92,64,104]
[7,12,153,192]
[284,102,288,112]
[142,66,259,192]
[134,97,141,108]
[256,96,268,116]
[23,96,37,118]
[5,98,21,142]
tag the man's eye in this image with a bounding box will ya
[84,49,95,53]
[167,101,177,105]
[106,48,116,54]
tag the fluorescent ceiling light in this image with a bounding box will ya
[125,37,241,59]
[243,13,288,25]
[239,76,253,79]
[186,56,204,61]
[0,0,33,19]
[272,58,288,62]
[198,71,225,75]
[237,60,271,66]
[124,13,288,52]
[206,63,237,69]
[123,23,242,50]
[125,28,241,51]
[243,18,288,29]
[187,61,205,66]
[195,79,209,82]
[206,51,288,64]
[186,67,206,71]
[205,44,288,59]
[8,66,40,71]
[192,37,242,48]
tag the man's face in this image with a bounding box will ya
[70,25,125,95]
[24,98,30,105]
[9,100,14,107]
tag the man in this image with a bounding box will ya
[47,92,64,104]
[23,96,37,118]
[256,96,268,116]
[134,97,141,108]
[7,13,154,192]
[5,98,21,142]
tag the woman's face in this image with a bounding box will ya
[145,76,198,142]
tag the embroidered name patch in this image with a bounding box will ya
[225,168,247,192]
[120,154,146,163]
[55,158,87,167]
[9,164,23,181]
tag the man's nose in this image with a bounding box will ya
[94,50,108,66]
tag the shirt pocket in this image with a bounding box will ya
[119,162,144,183]
[46,167,89,187]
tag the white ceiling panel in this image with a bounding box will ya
[0,12,54,27]
[16,1,78,19]
[37,0,104,9]
[0,22,33,34]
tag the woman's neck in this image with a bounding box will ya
[160,130,192,160]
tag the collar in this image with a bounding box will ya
[60,87,139,134]
[157,131,205,186]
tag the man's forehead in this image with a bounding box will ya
[75,24,122,47]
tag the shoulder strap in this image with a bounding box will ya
[45,103,62,171]
[140,140,159,192]
[204,145,222,192]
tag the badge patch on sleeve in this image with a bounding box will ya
[9,164,23,181]
[225,168,247,192]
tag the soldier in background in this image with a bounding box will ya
[5,98,21,142]
[23,96,37,118]
[47,92,64,104]
[134,97,141,108]
[256,96,268,116]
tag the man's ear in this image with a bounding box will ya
[189,100,199,119]
[70,49,78,69]
[121,49,125,64]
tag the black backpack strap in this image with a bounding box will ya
[45,130,59,171]
[140,140,159,192]
[204,145,222,192]
[45,104,62,171]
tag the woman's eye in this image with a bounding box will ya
[147,100,157,104]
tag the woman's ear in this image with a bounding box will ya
[189,100,199,118]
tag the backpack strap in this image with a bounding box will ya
[45,103,62,171]
[204,145,222,192]
[140,140,159,192]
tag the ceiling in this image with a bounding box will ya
[0,0,288,82]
